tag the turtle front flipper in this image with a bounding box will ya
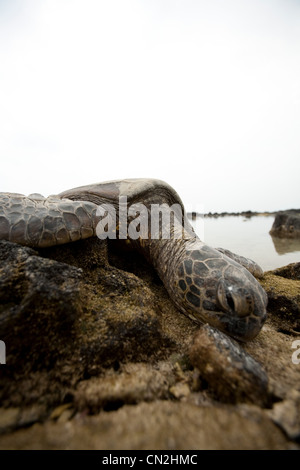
[0,193,98,248]
[216,247,264,279]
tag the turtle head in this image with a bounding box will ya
[176,245,268,341]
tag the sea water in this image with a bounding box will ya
[190,215,300,272]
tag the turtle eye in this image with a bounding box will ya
[226,290,235,311]
[217,280,234,313]
[217,280,254,318]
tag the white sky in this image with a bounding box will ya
[0,0,299,213]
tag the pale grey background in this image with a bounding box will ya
[0,0,299,213]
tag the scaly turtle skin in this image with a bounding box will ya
[0,179,267,341]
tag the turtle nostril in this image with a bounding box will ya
[226,291,235,311]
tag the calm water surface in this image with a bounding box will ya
[191,215,300,272]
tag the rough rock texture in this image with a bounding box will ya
[0,239,299,449]
[267,389,300,441]
[189,325,269,406]
[272,262,300,281]
[0,401,292,450]
[260,267,300,336]
[270,211,300,238]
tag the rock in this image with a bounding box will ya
[272,262,300,281]
[73,362,175,412]
[0,239,82,371]
[1,236,300,449]
[260,270,300,335]
[189,324,269,406]
[244,269,300,402]
[169,382,190,399]
[0,406,47,434]
[0,238,197,405]
[0,409,19,434]
[270,211,300,238]
[0,239,180,405]
[267,389,300,441]
[0,401,291,450]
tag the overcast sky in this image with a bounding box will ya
[0,0,299,213]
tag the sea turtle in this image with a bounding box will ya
[0,179,267,341]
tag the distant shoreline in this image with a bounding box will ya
[187,209,300,219]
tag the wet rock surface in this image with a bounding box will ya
[189,325,269,406]
[0,239,299,449]
[267,389,300,441]
[270,211,300,239]
[272,262,300,281]
[260,264,300,336]
[0,401,292,450]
